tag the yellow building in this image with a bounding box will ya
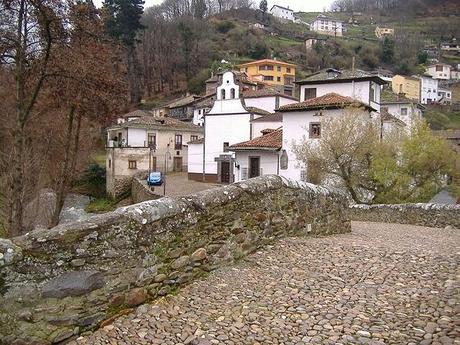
[391,75,420,102]
[238,59,296,95]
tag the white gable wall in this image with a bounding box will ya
[300,80,381,112]
[270,6,294,21]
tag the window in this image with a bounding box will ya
[191,135,198,141]
[304,88,317,100]
[108,159,111,169]
[230,88,236,99]
[277,77,281,82]
[259,65,274,71]
[277,66,281,72]
[401,108,408,116]
[309,123,321,138]
[263,76,274,81]
[128,160,137,169]
[435,65,443,72]
[175,134,183,150]
[370,86,375,102]
[286,67,291,73]
[223,142,229,152]
[148,133,156,147]
[221,89,226,100]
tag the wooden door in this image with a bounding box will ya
[221,161,230,183]
[249,157,260,178]
[173,157,182,172]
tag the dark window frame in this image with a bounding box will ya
[304,88,317,101]
[309,122,321,139]
[128,160,137,169]
[175,134,183,150]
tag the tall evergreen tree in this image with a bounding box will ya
[103,0,144,103]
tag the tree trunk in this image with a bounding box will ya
[127,46,142,104]
[49,107,75,228]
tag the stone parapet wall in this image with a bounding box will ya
[131,177,162,204]
[0,176,350,344]
[349,203,460,229]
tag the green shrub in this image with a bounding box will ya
[75,163,107,198]
[85,198,116,213]
[215,20,235,34]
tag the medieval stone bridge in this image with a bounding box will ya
[73,221,459,345]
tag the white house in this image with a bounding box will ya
[427,63,451,80]
[311,14,344,37]
[277,93,374,182]
[192,94,215,126]
[296,68,386,112]
[106,112,203,197]
[270,5,294,22]
[229,128,283,182]
[380,88,423,130]
[441,40,460,52]
[420,74,439,104]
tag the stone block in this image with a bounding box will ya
[42,271,105,298]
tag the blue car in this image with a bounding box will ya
[147,172,163,186]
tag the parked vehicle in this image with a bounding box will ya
[147,172,163,186]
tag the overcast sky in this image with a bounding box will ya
[93,0,335,12]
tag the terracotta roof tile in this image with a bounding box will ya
[278,93,372,112]
[229,128,282,151]
[111,115,203,132]
[242,87,298,100]
[380,109,407,126]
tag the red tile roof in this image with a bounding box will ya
[242,87,298,100]
[229,128,282,151]
[278,93,373,112]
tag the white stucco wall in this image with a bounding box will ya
[312,18,343,36]
[233,151,280,182]
[244,97,277,113]
[127,128,146,147]
[300,80,380,112]
[427,65,451,80]
[205,71,251,175]
[187,143,203,174]
[280,108,371,181]
[244,96,297,113]
[205,114,251,174]
[270,6,294,21]
[420,76,439,104]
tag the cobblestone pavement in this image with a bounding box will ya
[150,172,220,198]
[74,222,460,345]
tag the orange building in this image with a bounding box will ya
[238,59,296,95]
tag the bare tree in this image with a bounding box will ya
[0,0,64,236]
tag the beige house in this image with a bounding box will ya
[375,26,394,39]
[106,111,203,198]
[391,75,421,102]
